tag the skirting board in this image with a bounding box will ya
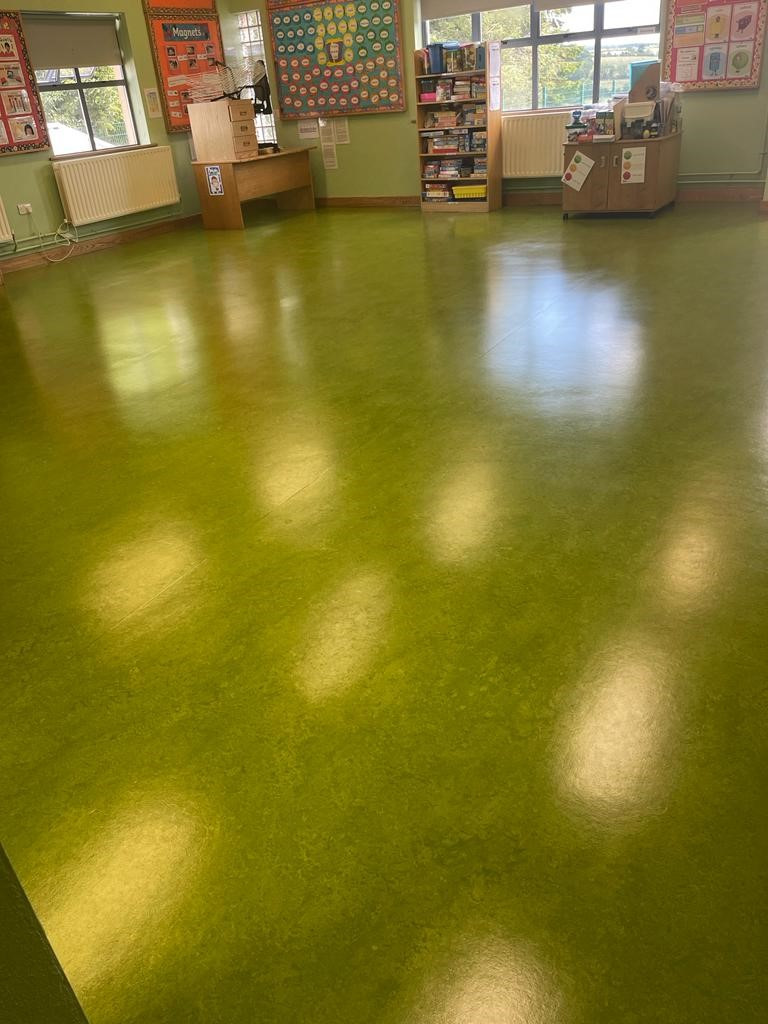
[503,185,763,207]
[0,215,200,281]
[317,196,419,207]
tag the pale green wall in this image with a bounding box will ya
[220,0,421,197]
[0,0,204,253]
[1,0,765,258]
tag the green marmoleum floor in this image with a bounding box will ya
[2,206,767,1024]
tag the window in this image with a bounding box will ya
[238,11,277,144]
[425,0,661,112]
[25,16,138,156]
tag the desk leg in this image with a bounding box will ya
[194,164,244,230]
[275,184,315,211]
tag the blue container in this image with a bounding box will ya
[427,43,443,74]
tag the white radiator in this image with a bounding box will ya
[503,111,571,177]
[52,145,180,227]
[0,196,12,244]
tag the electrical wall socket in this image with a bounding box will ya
[17,203,32,216]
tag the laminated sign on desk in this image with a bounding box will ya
[562,151,595,191]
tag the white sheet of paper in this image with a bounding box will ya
[144,88,163,119]
[333,117,350,144]
[489,77,501,111]
[619,146,646,184]
[562,150,595,192]
[298,119,319,139]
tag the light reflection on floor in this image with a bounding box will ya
[297,567,392,700]
[556,635,675,823]
[410,935,562,1024]
[29,793,207,1021]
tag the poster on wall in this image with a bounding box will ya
[145,6,225,132]
[145,0,216,9]
[267,0,405,119]
[663,0,767,89]
[0,11,48,156]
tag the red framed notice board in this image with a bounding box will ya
[0,10,49,156]
[663,0,767,89]
[145,6,224,131]
[267,0,406,119]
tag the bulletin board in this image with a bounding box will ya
[267,0,405,118]
[0,11,49,156]
[144,4,224,131]
[663,0,767,89]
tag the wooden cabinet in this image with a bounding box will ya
[188,99,258,163]
[563,133,681,217]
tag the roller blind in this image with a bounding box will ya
[422,0,527,21]
[23,15,122,71]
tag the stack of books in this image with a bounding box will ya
[428,134,468,154]
[452,79,471,101]
[470,130,487,152]
[463,104,486,127]
[423,159,440,178]
[423,182,453,202]
[471,157,487,177]
[435,80,452,102]
[437,158,462,179]
[470,77,486,100]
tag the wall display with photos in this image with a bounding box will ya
[663,0,767,89]
[267,0,405,119]
[0,10,48,155]
[144,4,225,131]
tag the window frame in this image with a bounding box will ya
[237,9,278,145]
[37,64,138,155]
[424,3,662,112]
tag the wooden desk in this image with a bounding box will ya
[192,147,315,230]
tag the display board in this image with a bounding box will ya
[146,0,215,9]
[144,4,224,131]
[663,0,767,89]
[0,11,48,156]
[267,0,405,118]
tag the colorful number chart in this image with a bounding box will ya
[0,11,49,157]
[663,0,767,90]
[268,0,405,118]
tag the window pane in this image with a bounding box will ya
[35,68,76,85]
[83,84,137,148]
[540,5,594,36]
[40,89,92,154]
[501,46,532,109]
[604,0,661,30]
[78,65,125,83]
[599,34,660,99]
[482,7,530,41]
[428,15,472,44]
[538,39,595,107]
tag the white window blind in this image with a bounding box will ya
[422,0,527,22]
[23,15,122,71]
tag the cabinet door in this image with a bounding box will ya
[562,146,610,212]
[607,141,661,211]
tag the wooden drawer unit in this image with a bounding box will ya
[562,134,681,217]
[228,99,255,122]
[188,99,258,162]
[231,119,256,138]
[233,134,259,158]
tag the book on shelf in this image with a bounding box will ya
[470,131,487,151]
[416,41,487,75]
[423,159,440,178]
[435,80,452,101]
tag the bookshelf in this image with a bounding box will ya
[414,42,502,213]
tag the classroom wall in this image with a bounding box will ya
[0,0,765,257]
[0,0,205,253]
[219,0,421,197]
